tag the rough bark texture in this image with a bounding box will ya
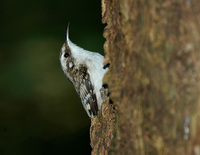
[90,0,200,154]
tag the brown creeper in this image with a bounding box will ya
[60,24,108,118]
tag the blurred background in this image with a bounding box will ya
[0,0,104,154]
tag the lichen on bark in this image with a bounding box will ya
[90,98,115,155]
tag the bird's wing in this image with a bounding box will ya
[79,66,98,118]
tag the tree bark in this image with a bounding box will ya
[90,0,200,154]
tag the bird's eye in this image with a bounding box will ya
[64,52,69,58]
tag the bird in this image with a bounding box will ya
[60,24,108,118]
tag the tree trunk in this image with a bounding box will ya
[90,0,200,154]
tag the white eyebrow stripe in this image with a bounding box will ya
[61,45,66,52]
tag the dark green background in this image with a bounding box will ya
[0,0,104,154]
